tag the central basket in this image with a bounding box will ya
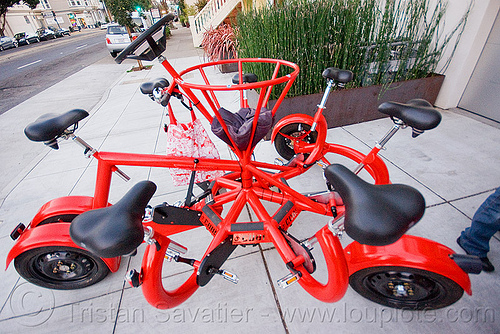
[173,58,300,158]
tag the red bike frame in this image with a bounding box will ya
[7,55,472,309]
[271,113,390,184]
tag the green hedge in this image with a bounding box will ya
[237,0,469,98]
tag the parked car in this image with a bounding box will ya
[14,32,40,45]
[100,22,112,30]
[0,36,18,51]
[48,26,71,37]
[37,28,56,41]
[105,24,139,57]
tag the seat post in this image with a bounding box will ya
[353,123,402,175]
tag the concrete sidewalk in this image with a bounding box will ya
[0,24,499,334]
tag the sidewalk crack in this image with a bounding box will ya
[245,203,289,334]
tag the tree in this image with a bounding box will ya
[105,0,151,29]
[104,0,151,69]
[157,0,170,16]
[0,0,39,36]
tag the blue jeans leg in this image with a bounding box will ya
[459,187,500,257]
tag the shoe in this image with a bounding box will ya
[480,257,495,272]
[457,237,495,272]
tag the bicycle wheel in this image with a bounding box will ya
[274,122,318,160]
[349,266,464,310]
[14,246,110,290]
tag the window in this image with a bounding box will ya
[68,0,83,6]
[107,26,127,34]
[39,0,51,9]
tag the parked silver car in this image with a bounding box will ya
[48,26,71,37]
[105,24,138,57]
[37,28,56,41]
[0,36,18,50]
[14,32,40,45]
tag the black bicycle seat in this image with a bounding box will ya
[322,67,354,84]
[70,181,157,258]
[140,78,170,95]
[324,164,425,246]
[232,73,258,84]
[24,109,89,142]
[378,99,441,132]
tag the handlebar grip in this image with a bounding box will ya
[160,93,171,107]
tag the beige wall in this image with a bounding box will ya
[3,8,40,36]
[435,0,500,109]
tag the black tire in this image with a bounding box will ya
[274,122,318,160]
[110,51,117,58]
[349,266,464,310]
[14,246,110,290]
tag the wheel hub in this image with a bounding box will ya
[52,261,76,274]
[367,271,438,301]
[388,281,414,297]
[36,251,94,281]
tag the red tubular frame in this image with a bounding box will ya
[141,234,199,309]
[297,226,349,302]
[271,114,390,184]
[171,58,300,160]
[9,55,471,311]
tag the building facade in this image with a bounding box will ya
[3,0,109,36]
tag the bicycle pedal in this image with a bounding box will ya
[164,248,179,262]
[164,240,188,261]
[219,269,239,284]
[125,269,141,288]
[316,161,328,169]
[277,272,301,289]
[212,268,239,284]
[274,158,285,166]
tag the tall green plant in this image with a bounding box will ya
[237,0,470,99]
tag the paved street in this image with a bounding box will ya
[0,28,113,115]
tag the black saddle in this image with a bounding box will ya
[24,109,89,143]
[140,78,170,95]
[378,99,441,134]
[324,164,425,246]
[322,67,354,84]
[232,73,258,84]
[211,107,273,151]
[70,181,157,258]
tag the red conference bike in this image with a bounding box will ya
[7,14,482,311]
